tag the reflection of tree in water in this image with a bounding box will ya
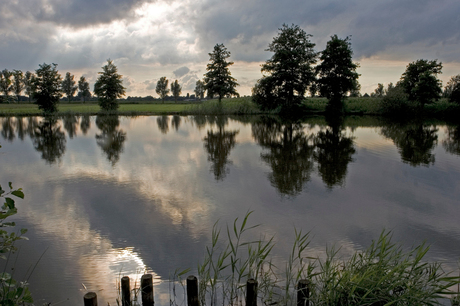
[95,114,126,166]
[252,117,315,196]
[15,117,26,140]
[192,115,207,130]
[171,115,181,131]
[443,125,460,156]
[27,117,39,139]
[32,117,66,164]
[1,117,16,142]
[63,114,78,138]
[157,115,169,134]
[203,116,239,180]
[380,121,438,166]
[313,118,355,188]
[80,114,91,135]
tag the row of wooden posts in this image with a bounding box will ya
[83,274,311,306]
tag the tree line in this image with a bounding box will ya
[2,23,459,114]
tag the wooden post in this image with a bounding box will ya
[83,292,97,306]
[297,279,310,306]
[141,274,154,306]
[186,275,199,306]
[121,276,131,306]
[246,278,258,306]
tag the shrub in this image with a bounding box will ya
[379,86,417,115]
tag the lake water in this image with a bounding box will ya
[1,114,460,305]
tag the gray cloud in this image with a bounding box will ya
[173,66,190,78]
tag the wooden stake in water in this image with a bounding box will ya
[246,278,258,306]
[121,276,131,306]
[186,275,199,306]
[297,279,310,306]
[83,292,98,306]
[141,274,154,306]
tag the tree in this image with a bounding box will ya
[94,59,125,111]
[194,80,205,100]
[253,24,317,112]
[372,83,384,97]
[12,70,24,103]
[0,69,13,103]
[398,59,442,107]
[78,76,91,103]
[61,72,78,103]
[204,43,239,102]
[316,35,360,112]
[23,71,34,103]
[170,79,182,103]
[32,63,62,113]
[444,74,460,104]
[156,77,169,103]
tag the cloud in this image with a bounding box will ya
[173,66,190,78]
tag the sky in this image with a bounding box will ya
[1,0,459,98]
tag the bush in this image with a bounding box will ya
[379,86,417,115]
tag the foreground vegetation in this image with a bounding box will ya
[1,97,459,119]
[193,212,460,306]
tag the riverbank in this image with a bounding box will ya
[0,96,458,118]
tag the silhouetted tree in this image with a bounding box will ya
[0,69,13,103]
[252,117,315,196]
[444,75,460,104]
[78,76,91,103]
[62,72,78,103]
[95,114,126,166]
[203,116,239,180]
[253,24,317,112]
[398,59,442,107]
[380,121,438,166]
[32,63,62,113]
[94,59,125,111]
[194,80,205,100]
[33,118,66,164]
[171,80,182,103]
[372,83,384,97]
[204,44,239,102]
[23,71,34,103]
[316,35,360,113]
[12,70,24,103]
[156,77,169,103]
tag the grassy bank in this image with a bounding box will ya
[1,97,459,118]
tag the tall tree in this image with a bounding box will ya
[253,24,317,112]
[204,43,239,103]
[398,59,442,107]
[23,71,34,103]
[62,72,78,103]
[155,77,169,103]
[372,83,384,97]
[12,70,24,103]
[0,69,13,103]
[194,80,205,100]
[170,79,182,103]
[94,59,125,111]
[78,76,91,103]
[316,35,360,112]
[32,63,62,113]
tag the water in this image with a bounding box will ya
[1,115,460,305]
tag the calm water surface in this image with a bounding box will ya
[1,115,460,305]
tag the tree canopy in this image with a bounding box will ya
[194,80,205,100]
[62,72,78,102]
[398,59,442,106]
[0,70,13,103]
[156,76,169,103]
[78,76,91,103]
[253,24,317,112]
[204,43,239,102]
[32,63,62,113]
[170,79,182,102]
[316,35,360,112]
[94,59,125,111]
